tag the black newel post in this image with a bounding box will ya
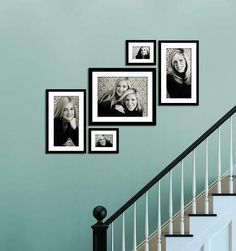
[92,206,108,251]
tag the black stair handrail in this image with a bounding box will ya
[92,105,236,251]
[104,105,236,225]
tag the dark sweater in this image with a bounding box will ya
[54,118,78,146]
[96,141,113,147]
[167,74,191,98]
[98,102,143,117]
[98,102,113,117]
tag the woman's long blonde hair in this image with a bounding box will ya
[54,96,76,119]
[168,49,191,85]
[99,77,131,109]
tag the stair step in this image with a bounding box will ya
[165,234,193,237]
[212,193,236,196]
[165,234,194,251]
[188,214,217,217]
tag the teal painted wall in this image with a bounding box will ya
[0,0,236,250]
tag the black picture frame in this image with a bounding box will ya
[46,89,86,153]
[89,68,156,125]
[126,40,156,65]
[88,128,119,154]
[158,40,199,106]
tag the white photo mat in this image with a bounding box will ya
[90,130,117,152]
[91,70,155,123]
[128,42,155,64]
[160,42,198,104]
[48,91,85,152]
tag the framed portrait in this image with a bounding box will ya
[158,40,199,105]
[46,89,86,153]
[126,40,156,65]
[89,68,156,125]
[88,128,119,154]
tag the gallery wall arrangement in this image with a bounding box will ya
[45,40,199,154]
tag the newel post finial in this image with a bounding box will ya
[92,206,108,251]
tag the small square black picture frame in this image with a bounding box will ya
[88,128,119,154]
[126,40,156,65]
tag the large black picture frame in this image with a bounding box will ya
[89,68,156,125]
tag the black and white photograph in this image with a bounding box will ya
[159,40,199,105]
[89,128,119,153]
[89,68,156,125]
[126,40,156,65]
[46,89,86,153]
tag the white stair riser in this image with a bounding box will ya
[166,236,191,251]
[189,217,216,235]
[213,196,236,215]
[165,197,236,251]
[182,213,236,251]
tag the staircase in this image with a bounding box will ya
[91,106,236,251]
[137,175,236,251]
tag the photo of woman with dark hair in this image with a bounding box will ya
[54,96,79,146]
[167,48,191,98]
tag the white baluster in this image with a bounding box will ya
[192,150,196,214]
[180,161,185,234]
[169,171,173,234]
[157,181,162,251]
[145,192,149,251]
[229,117,234,193]
[205,139,209,214]
[111,223,114,251]
[133,203,137,251]
[122,213,125,251]
[217,127,222,193]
